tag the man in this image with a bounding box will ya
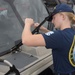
[22,3,75,75]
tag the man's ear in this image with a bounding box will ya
[60,13,66,20]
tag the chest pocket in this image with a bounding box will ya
[69,35,75,67]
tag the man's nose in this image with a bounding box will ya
[51,19,53,23]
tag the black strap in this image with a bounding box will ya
[5,65,20,75]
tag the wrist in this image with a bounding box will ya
[25,23,32,26]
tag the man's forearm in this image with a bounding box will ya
[22,24,32,44]
[40,27,50,33]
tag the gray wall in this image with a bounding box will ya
[14,0,48,28]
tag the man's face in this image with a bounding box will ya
[52,13,63,29]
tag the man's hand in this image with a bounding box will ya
[25,18,34,26]
[33,23,39,28]
[33,23,50,33]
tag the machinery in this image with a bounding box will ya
[0,0,75,75]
